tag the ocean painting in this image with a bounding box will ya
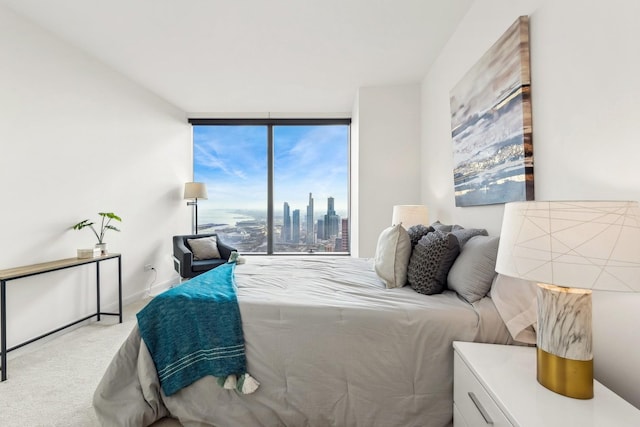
[449,16,534,207]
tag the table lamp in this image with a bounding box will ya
[496,200,640,399]
[184,182,208,234]
[391,205,429,229]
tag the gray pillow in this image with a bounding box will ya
[187,236,222,260]
[451,227,488,248]
[447,235,500,303]
[407,230,460,295]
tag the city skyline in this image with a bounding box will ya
[196,192,349,253]
[280,193,344,244]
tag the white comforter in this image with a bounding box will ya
[94,256,512,427]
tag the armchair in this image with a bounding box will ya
[172,233,237,279]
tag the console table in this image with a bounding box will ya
[0,253,122,381]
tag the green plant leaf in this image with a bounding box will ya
[72,219,93,230]
[99,212,122,222]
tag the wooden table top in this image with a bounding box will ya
[0,253,120,281]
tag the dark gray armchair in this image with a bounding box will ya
[172,233,236,279]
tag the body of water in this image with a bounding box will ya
[198,209,258,229]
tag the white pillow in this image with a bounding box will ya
[187,236,222,260]
[491,274,538,344]
[373,224,412,288]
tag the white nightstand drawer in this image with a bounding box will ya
[454,351,513,427]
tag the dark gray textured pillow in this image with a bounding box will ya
[407,224,434,247]
[431,220,453,232]
[447,235,500,303]
[407,230,460,295]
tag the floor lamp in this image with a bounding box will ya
[184,182,208,234]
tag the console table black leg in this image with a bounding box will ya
[118,256,122,323]
[1,280,7,381]
[96,262,101,322]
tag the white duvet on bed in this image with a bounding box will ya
[94,256,512,427]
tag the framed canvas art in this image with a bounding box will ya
[449,16,534,207]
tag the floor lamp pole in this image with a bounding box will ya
[194,198,199,234]
[184,182,207,235]
[187,199,199,235]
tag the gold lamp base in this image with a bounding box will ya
[537,348,593,399]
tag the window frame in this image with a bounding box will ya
[189,118,352,255]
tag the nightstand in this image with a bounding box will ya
[453,341,640,427]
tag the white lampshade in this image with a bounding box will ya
[392,205,429,229]
[184,182,208,200]
[496,200,640,292]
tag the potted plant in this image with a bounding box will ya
[72,212,122,255]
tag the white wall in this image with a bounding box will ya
[351,84,421,257]
[422,0,640,408]
[0,5,191,348]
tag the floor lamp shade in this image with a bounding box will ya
[184,182,208,234]
[496,200,640,399]
[391,205,429,229]
[184,182,208,200]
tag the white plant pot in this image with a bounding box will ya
[95,243,108,255]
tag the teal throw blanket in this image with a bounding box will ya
[137,262,252,396]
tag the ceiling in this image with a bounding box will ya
[2,0,473,114]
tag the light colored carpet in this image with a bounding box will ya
[0,298,181,426]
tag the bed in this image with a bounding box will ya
[94,250,517,427]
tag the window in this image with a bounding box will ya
[190,119,350,254]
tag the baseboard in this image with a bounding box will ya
[127,277,180,304]
[97,276,180,311]
[146,276,181,298]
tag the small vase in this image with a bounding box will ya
[96,243,107,255]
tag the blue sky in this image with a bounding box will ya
[193,125,349,216]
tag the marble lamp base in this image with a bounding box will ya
[536,283,594,399]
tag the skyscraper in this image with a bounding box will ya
[306,192,314,244]
[341,217,349,251]
[283,202,291,242]
[317,218,324,240]
[324,196,340,239]
[292,209,300,244]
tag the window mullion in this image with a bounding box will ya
[267,124,274,254]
